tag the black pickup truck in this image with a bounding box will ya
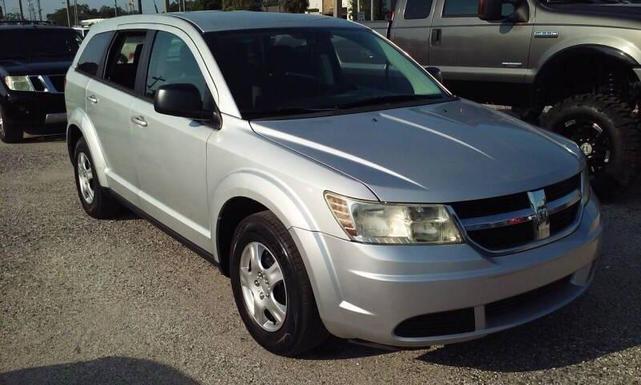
[0,23,80,143]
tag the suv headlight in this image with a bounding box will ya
[581,168,591,205]
[324,192,462,244]
[4,76,35,92]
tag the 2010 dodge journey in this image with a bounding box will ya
[65,11,602,356]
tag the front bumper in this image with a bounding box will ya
[291,197,602,347]
[1,91,66,134]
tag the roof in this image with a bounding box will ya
[171,11,363,33]
[91,11,364,34]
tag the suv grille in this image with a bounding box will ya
[450,174,583,252]
[26,74,65,93]
[48,75,65,92]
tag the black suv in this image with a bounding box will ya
[0,23,80,143]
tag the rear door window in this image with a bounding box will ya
[77,32,114,76]
[104,31,147,91]
[442,0,477,17]
[404,0,432,19]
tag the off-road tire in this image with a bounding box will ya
[542,93,641,193]
[0,106,23,143]
[230,211,328,356]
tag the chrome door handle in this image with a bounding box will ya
[131,116,148,127]
[87,95,98,104]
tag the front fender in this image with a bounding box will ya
[210,168,321,261]
[67,107,109,187]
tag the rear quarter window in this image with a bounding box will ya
[77,32,114,77]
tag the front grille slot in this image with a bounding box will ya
[486,275,573,320]
[394,308,475,338]
[28,76,45,91]
[452,174,582,252]
[48,75,65,92]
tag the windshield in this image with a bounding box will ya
[0,29,81,60]
[205,28,448,119]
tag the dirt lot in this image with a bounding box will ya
[1,136,640,385]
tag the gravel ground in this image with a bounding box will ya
[1,135,640,385]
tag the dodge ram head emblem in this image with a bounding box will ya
[527,190,550,240]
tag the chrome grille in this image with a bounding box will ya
[450,173,583,253]
[26,74,65,93]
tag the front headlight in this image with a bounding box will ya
[581,168,591,205]
[324,192,463,244]
[4,76,35,91]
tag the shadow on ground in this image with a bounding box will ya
[20,134,66,144]
[0,357,200,385]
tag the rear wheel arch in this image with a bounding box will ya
[67,124,83,163]
[534,44,640,107]
[66,109,109,187]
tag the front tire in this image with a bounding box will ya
[73,137,121,219]
[230,211,328,356]
[542,93,641,193]
[0,106,23,143]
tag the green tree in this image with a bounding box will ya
[280,0,308,13]
[222,0,262,11]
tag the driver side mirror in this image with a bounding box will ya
[154,83,220,127]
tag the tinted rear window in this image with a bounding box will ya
[405,0,433,19]
[0,29,80,60]
[77,32,114,76]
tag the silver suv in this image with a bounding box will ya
[65,11,602,356]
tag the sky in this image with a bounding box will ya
[2,0,166,18]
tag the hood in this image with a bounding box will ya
[251,100,583,203]
[0,59,72,76]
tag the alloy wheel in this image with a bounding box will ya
[563,119,612,176]
[239,241,287,332]
[77,152,95,204]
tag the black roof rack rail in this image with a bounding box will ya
[0,20,55,25]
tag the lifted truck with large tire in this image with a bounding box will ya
[376,0,641,192]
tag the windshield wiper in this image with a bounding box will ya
[252,106,339,118]
[334,94,445,109]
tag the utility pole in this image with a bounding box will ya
[37,0,41,20]
[114,0,118,16]
[1,0,7,20]
[74,0,78,25]
[332,0,341,17]
[65,0,71,26]
[164,0,169,13]
[18,0,24,20]
[137,0,142,14]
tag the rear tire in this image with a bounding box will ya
[73,137,121,219]
[541,93,641,193]
[230,211,328,356]
[0,106,23,143]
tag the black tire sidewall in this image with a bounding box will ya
[543,95,637,188]
[0,105,23,143]
[229,215,307,355]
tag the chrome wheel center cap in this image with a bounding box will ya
[580,142,593,156]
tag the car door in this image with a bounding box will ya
[129,29,215,250]
[428,0,534,87]
[389,0,436,66]
[86,30,148,204]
